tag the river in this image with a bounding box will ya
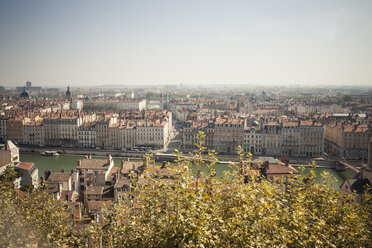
[20,153,357,190]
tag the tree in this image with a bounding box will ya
[88,132,372,247]
[0,167,83,247]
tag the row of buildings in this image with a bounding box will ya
[182,116,324,157]
[324,121,371,159]
[1,110,173,150]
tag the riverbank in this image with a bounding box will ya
[20,152,357,190]
[20,145,343,167]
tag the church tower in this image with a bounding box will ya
[66,86,71,99]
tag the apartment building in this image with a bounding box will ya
[15,162,39,188]
[324,122,371,159]
[262,122,282,156]
[75,155,114,193]
[44,112,96,147]
[281,122,299,157]
[23,122,44,146]
[7,117,30,144]
[108,123,121,149]
[116,99,146,111]
[0,140,19,167]
[96,114,117,148]
[0,117,8,142]
[243,127,262,155]
[183,117,244,154]
[78,123,96,148]
[120,124,136,150]
[214,118,244,154]
[298,121,324,157]
[136,120,169,150]
[44,116,80,147]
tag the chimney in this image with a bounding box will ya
[108,154,112,165]
[44,170,51,180]
[77,160,81,166]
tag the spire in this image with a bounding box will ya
[66,86,71,99]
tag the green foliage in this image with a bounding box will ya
[88,132,372,247]
[19,184,34,193]
[0,167,80,247]
[0,132,370,247]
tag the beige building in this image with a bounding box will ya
[243,127,262,155]
[23,122,44,146]
[75,155,114,192]
[298,121,324,157]
[0,140,19,169]
[7,117,30,144]
[78,122,96,148]
[108,123,121,149]
[95,114,117,148]
[0,117,8,142]
[116,99,146,111]
[183,117,244,154]
[281,122,299,157]
[262,122,282,156]
[15,162,39,188]
[136,120,169,150]
[325,122,371,159]
[120,124,137,150]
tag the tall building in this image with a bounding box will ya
[66,86,71,99]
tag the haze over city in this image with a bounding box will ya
[1,0,372,87]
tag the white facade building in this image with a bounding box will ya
[243,127,262,155]
[23,122,44,146]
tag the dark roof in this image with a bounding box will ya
[77,159,110,169]
[114,178,131,189]
[88,201,105,213]
[47,172,71,183]
[350,178,371,194]
[20,88,29,98]
[121,161,145,174]
[85,186,104,195]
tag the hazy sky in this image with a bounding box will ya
[0,0,371,87]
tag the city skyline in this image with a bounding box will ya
[1,0,372,87]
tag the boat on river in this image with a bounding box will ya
[40,150,59,156]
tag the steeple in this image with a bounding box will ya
[66,86,71,99]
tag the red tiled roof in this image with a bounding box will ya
[17,162,34,170]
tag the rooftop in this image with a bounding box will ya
[17,162,34,170]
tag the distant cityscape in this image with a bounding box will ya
[0,82,371,160]
[0,81,371,228]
